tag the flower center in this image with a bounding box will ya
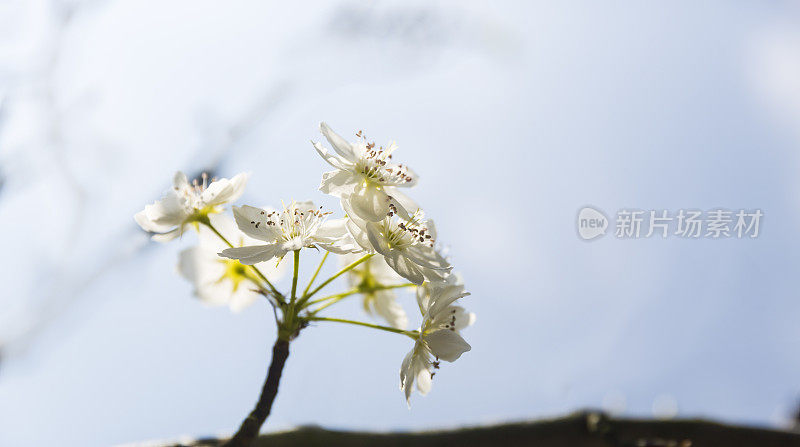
[175,172,219,211]
[218,259,258,292]
[259,202,331,245]
[422,306,460,334]
[383,213,435,250]
[353,138,413,185]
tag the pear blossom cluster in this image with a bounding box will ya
[135,171,248,242]
[311,123,473,402]
[178,214,286,312]
[135,122,474,405]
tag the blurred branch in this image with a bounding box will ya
[0,1,294,365]
[0,0,107,367]
[155,411,800,447]
[3,230,148,360]
[0,94,7,198]
[192,80,293,178]
[2,0,498,366]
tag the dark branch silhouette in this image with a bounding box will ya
[223,339,290,447]
[166,411,800,447]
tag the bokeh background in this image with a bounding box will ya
[2,1,800,446]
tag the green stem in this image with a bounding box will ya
[305,283,416,310]
[290,250,300,302]
[306,289,359,314]
[203,220,234,246]
[200,219,282,300]
[307,316,417,338]
[302,251,329,298]
[306,289,360,307]
[297,253,374,306]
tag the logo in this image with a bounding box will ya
[576,206,762,241]
[577,206,608,240]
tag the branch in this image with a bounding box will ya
[222,339,290,447]
[162,411,800,447]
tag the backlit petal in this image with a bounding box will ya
[426,329,471,362]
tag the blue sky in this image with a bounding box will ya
[1,1,799,446]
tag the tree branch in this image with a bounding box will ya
[168,411,800,447]
[222,339,290,447]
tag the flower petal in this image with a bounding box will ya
[399,349,415,402]
[384,188,420,220]
[219,244,282,265]
[421,266,450,284]
[452,306,476,331]
[316,218,349,240]
[320,122,356,162]
[254,254,289,283]
[173,171,190,189]
[199,213,241,251]
[345,217,373,252]
[317,240,361,255]
[348,183,390,222]
[195,280,235,307]
[384,251,425,285]
[134,209,171,233]
[372,290,408,329]
[415,362,432,395]
[233,205,279,242]
[142,191,189,228]
[370,256,404,283]
[177,245,244,308]
[202,172,249,206]
[228,287,258,313]
[405,246,451,271]
[227,172,249,201]
[314,218,361,254]
[151,227,181,243]
[425,329,471,362]
[313,142,353,171]
[319,170,357,197]
[178,247,218,283]
[425,219,438,240]
[365,222,392,256]
[428,284,470,318]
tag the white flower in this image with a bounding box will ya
[341,253,409,329]
[177,214,285,312]
[313,122,419,222]
[135,171,249,242]
[400,279,474,404]
[219,201,359,265]
[344,201,451,285]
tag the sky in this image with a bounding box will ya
[1,1,800,446]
